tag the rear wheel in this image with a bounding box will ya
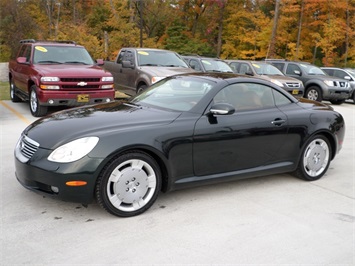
[95,151,162,217]
[29,85,48,117]
[10,79,21,102]
[293,135,331,181]
[305,86,322,102]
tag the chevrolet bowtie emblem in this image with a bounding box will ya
[77,81,87,86]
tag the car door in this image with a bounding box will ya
[13,44,32,93]
[193,82,289,176]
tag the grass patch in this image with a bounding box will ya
[0,81,10,100]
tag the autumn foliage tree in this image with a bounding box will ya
[0,0,354,67]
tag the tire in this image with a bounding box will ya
[10,79,21,102]
[305,86,322,102]
[137,84,147,94]
[352,92,355,104]
[95,151,162,217]
[330,99,345,105]
[29,85,48,117]
[293,135,331,181]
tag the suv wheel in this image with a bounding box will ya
[10,79,21,102]
[30,85,48,117]
[305,86,322,102]
[137,84,147,94]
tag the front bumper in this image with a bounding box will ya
[37,89,115,107]
[14,143,104,204]
[324,87,350,100]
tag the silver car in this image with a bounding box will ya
[321,67,355,103]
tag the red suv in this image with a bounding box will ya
[9,39,115,116]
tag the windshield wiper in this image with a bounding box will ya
[164,64,183,67]
[37,60,63,64]
[140,63,159,66]
[64,61,89,65]
[124,102,142,109]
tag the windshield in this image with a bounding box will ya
[33,46,95,65]
[252,62,284,75]
[299,64,326,75]
[202,59,234,73]
[137,50,189,68]
[131,76,214,111]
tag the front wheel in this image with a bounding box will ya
[10,79,21,102]
[95,151,162,217]
[305,86,322,102]
[137,84,147,94]
[293,135,331,181]
[29,86,48,117]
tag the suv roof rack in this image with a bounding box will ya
[19,39,77,45]
[264,59,288,61]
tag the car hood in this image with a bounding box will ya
[24,101,181,149]
[34,64,112,77]
[260,75,302,83]
[138,66,195,77]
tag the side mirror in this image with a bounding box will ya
[344,75,352,81]
[122,60,135,69]
[209,103,235,115]
[96,59,104,65]
[16,57,28,64]
[294,70,301,76]
[245,70,254,76]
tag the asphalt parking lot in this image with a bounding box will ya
[1,100,354,265]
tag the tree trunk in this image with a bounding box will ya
[267,0,281,58]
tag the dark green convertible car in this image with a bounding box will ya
[15,73,345,217]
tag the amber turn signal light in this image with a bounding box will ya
[66,181,87,186]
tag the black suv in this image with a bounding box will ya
[182,55,234,73]
[266,60,350,104]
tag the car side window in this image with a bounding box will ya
[116,51,124,64]
[286,64,301,75]
[270,63,284,72]
[272,89,292,106]
[334,70,348,79]
[189,59,202,71]
[124,51,134,64]
[286,64,302,75]
[18,45,31,62]
[229,62,239,72]
[214,83,275,111]
[239,63,251,75]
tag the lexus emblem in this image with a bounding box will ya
[77,81,88,86]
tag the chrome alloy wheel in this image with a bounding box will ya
[303,139,330,177]
[307,89,319,101]
[106,159,157,212]
[30,89,38,113]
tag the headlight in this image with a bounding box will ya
[48,137,99,163]
[152,77,164,84]
[102,76,114,82]
[324,80,334,86]
[270,79,283,87]
[41,77,60,82]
